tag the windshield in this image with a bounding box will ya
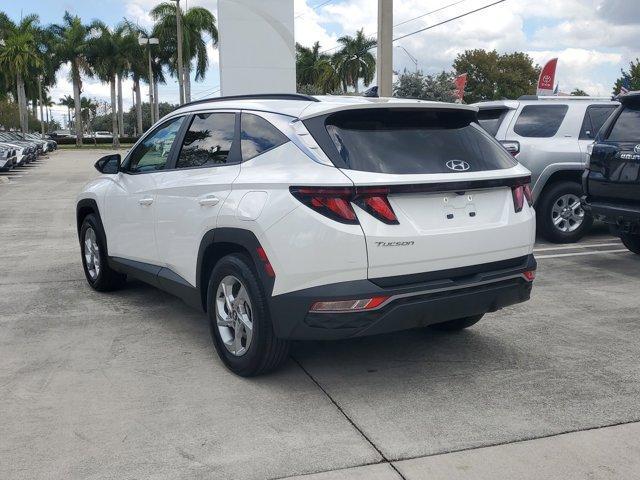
[315,108,517,174]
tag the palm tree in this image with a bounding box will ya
[59,95,74,130]
[43,93,54,133]
[87,21,121,148]
[150,2,218,102]
[333,29,376,93]
[296,41,341,94]
[0,13,43,132]
[121,21,148,135]
[50,12,92,146]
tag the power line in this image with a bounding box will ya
[393,0,470,28]
[295,0,335,19]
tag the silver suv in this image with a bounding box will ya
[474,96,619,243]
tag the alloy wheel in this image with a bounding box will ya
[551,193,584,233]
[215,275,254,356]
[84,227,101,281]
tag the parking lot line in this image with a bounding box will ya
[534,242,622,252]
[535,248,629,259]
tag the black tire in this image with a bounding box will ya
[537,181,593,244]
[621,234,640,255]
[429,314,484,332]
[79,214,126,291]
[207,253,290,377]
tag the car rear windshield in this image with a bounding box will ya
[607,105,640,142]
[308,108,517,174]
[477,108,509,137]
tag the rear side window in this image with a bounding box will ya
[310,108,517,174]
[514,105,568,138]
[579,105,617,139]
[477,108,509,137]
[176,112,237,168]
[607,105,640,142]
[241,113,289,161]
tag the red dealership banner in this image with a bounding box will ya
[537,58,558,96]
[454,73,468,102]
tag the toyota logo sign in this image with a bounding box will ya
[446,160,471,172]
[634,145,640,154]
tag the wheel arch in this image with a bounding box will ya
[197,228,274,312]
[533,163,585,204]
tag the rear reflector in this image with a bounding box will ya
[310,295,390,313]
[256,247,275,277]
[523,270,536,282]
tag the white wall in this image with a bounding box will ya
[218,0,296,96]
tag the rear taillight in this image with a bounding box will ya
[523,270,536,282]
[310,295,390,313]
[354,187,398,225]
[500,140,520,156]
[290,187,358,224]
[290,186,398,225]
[511,183,533,212]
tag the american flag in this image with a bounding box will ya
[621,75,631,94]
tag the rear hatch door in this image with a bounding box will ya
[304,106,535,279]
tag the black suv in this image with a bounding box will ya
[583,92,640,254]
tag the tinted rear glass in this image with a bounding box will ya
[580,105,617,139]
[315,108,517,174]
[607,105,640,142]
[514,105,568,138]
[477,108,509,137]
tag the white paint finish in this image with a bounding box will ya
[218,0,295,95]
[103,173,160,264]
[237,191,268,221]
[154,164,241,285]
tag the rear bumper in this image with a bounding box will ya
[269,254,536,340]
[583,199,640,234]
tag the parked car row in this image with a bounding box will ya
[0,131,57,171]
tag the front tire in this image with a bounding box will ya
[207,254,290,376]
[537,181,593,243]
[429,314,484,332]
[80,214,126,291]
[621,234,640,255]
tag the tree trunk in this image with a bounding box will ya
[46,107,50,133]
[32,99,37,118]
[73,64,83,146]
[184,62,191,102]
[16,73,28,133]
[154,81,160,122]
[117,74,124,137]
[111,77,120,149]
[38,77,45,139]
[135,78,143,135]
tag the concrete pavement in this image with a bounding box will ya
[1,150,640,480]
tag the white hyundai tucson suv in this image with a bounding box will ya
[76,94,537,376]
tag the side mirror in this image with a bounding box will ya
[94,154,121,174]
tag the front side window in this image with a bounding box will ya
[240,113,289,161]
[314,108,517,174]
[607,105,640,142]
[123,116,185,173]
[176,112,236,168]
[513,105,568,138]
[580,105,617,139]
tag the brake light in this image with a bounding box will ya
[354,187,399,225]
[310,295,390,313]
[511,183,533,212]
[290,187,358,224]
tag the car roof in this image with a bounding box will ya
[171,93,478,120]
[619,91,640,106]
[473,97,619,110]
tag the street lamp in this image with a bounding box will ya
[170,0,185,104]
[395,45,419,72]
[139,35,160,124]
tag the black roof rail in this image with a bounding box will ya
[179,93,320,109]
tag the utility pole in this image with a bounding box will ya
[377,0,393,97]
[175,0,185,105]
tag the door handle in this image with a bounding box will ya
[199,195,220,207]
[138,197,154,206]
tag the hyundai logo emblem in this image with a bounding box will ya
[445,160,470,172]
[634,145,640,154]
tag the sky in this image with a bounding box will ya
[3,0,638,127]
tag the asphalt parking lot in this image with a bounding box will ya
[2,150,640,480]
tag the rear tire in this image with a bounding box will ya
[537,181,593,243]
[207,253,290,376]
[621,234,640,255]
[80,214,126,291]
[429,314,484,332]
